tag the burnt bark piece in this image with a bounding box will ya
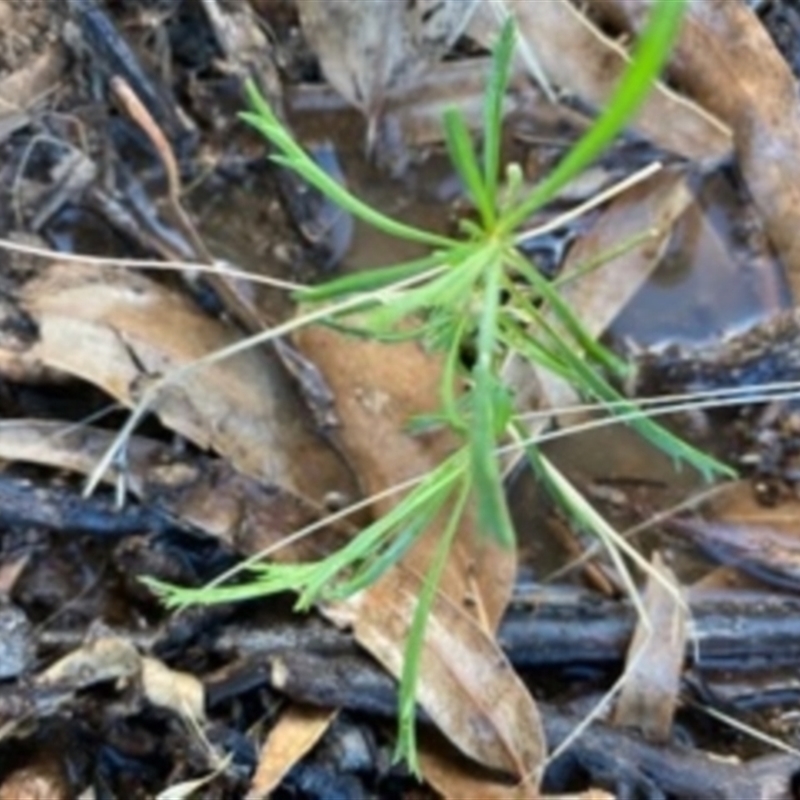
[66,0,196,156]
[632,309,800,397]
[35,581,800,674]
[497,586,800,672]
[249,649,800,800]
[0,474,175,537]
[187,585,800,673]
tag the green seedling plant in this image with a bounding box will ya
[146,0,731,770]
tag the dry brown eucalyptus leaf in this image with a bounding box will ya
[468,0,731,163]
[294,325,544,781]
[298,0,479,133]
[588,0,800,296]
[0,260,345,503]
[612,552,686,742]
[247,706,338,800]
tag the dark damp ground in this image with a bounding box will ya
[1,1,800,798]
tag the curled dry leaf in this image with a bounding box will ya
[141,656,206,724]
[670,484,800,593]
[247,705,338,800]
[0,260,345,503]
[612,552,687,742]
[294,325,544,781]
[588,0,800,297]
[37,636,205,726]
[298,0,479,131]
[468,0,731,163]
[37,636,141,689]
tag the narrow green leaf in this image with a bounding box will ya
[508,249,628,375]
[499,0,686,233]
[470,264,516,547]
[242,82,457,249]
[484,18,516,206]
[395,476,471,773]
[443,107,495,228]
[524,303,733,479]
[294,253,451,303]
[333,488,452,598]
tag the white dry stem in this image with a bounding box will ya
[487,0,557,102]
[514,160,664,246]
[0,237,306,292]
[505,382,800,453]
[689,702,800,759]
[512,379,800,425]
[535,450,686,613]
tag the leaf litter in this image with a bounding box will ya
[0,0,799,797]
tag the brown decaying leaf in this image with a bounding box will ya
[247,706,338,800]
[0,419,348,563]
[502,168,694,468]
[588,0,800,299]
[297,0,479,129]
[0,759,70,800]
[295,324,516,623]
[670,484,800,593]
[612,552,686,742]
[467,0,731,163]
[418,729,538,800]
[37,636,206,726]
[294,325,544,781]
[0,260,346,504]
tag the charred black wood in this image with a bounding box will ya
[247,649,800,800]
[35,584,800,676]
[543,709,800,800]
[85,165,198,264]
[275,142,354,271]
[685,666,800,712]
[66,0,196,156]
[632,308,800,399]
[505,585,800,671]
[0,474,174,537]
